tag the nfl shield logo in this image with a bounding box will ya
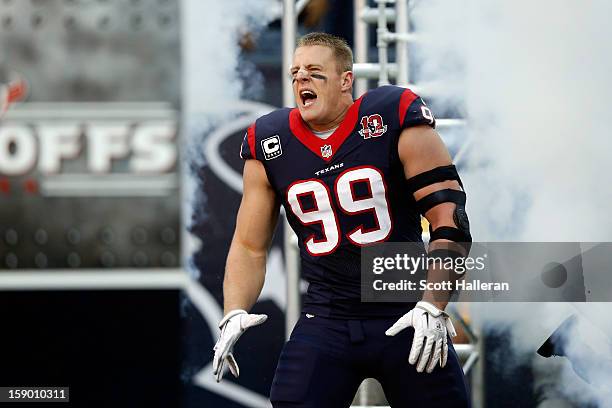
[321,144,332,158]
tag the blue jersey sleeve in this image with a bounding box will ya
[398,88,436,129]
[239,123,256,160]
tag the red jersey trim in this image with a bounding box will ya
[289,96,364,162]
[247,123,256,160]
[398,88,419,126]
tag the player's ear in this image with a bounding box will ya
[341,71,353,92]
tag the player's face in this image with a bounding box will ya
[291,45,349,128]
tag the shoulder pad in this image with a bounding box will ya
[240,108,291,160]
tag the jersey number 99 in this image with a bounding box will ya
[286,166,392,255]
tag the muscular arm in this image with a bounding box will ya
[398,125,465,311]
[223,159,280,314]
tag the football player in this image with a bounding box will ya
[213,32,471,407]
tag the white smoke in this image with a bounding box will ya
[180,0,277,275]
[411,0,612,406]
[178,3,281,403]
[181,0,279,116]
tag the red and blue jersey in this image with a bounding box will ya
[240,85,436,318]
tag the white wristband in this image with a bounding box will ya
[416,301,448,318]
[219,309,247,328]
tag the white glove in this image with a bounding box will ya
[385,301,457,373]
[212,309,267,382]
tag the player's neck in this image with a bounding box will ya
[306,96,353,132]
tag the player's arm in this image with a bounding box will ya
[398,124,470,310]
[224,159,280,313]
[213,159,280,382]
[386,124,471,373]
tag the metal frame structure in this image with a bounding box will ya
[281,0,482,405]
[0,269,186,290]
[281,0,302,339]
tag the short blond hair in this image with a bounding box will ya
[296,32,353,73]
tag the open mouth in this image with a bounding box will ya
[300,89,317,107]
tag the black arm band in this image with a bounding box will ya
[429,226,472,256]
[429,226,471,243]
[427,248,465,261]
[405,164,464,194]
[416,189,466,215]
